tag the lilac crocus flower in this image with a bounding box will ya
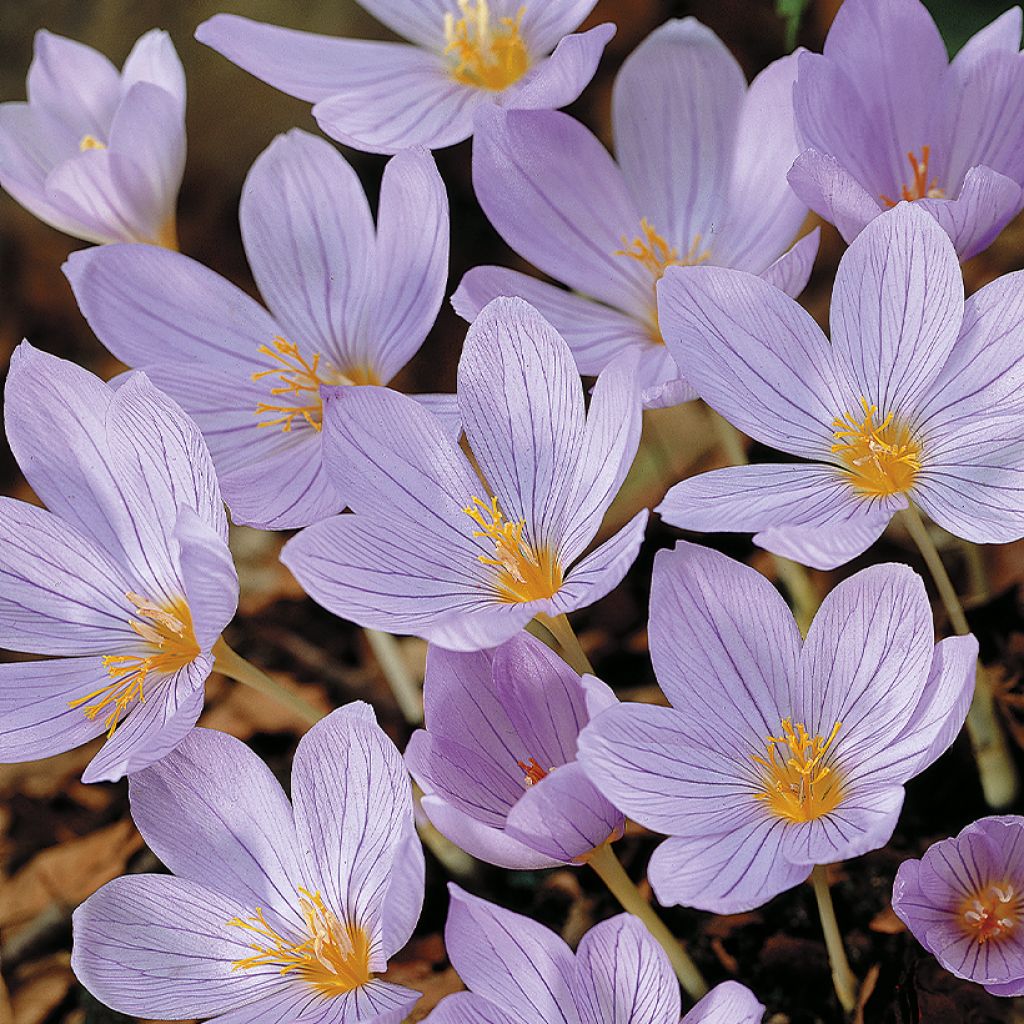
[72,704,425,1023]
[790,0,1024,260]
[0,343,237,783]
[656,201,1024,571]
[427,886,764,1024]
[0,29,185,248]
[65,129,453,530]
[282,297,645,652]
[194,3,614,154]
[578,542,976,914]
[892,815,1024,997]
[405,632,624,869]
[453,18,819,407]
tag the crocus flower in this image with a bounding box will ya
[453,18,819,407]
[0,343,237,783]
[656,202,1024,570]
[194,3,614,154]
[892,815,1024,997]
[72,704,425,1023]
[405,632,624,869]
[789,0,1024,260]
[577,542,976,913]
[427,886,764,1024]
[65,129,453,530]
[0,29,185,248]
[282,296,645,652]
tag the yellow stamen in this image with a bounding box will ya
[79,134,106,151]
[960,882,1021,945]
[464,495,563,604]
[880,146,945,207]
[71,593,199,737]
[518,756,550,787]
[832,397,922,497]
[752,718,844,823]
[229,888,372,996]
[443,0,530,91]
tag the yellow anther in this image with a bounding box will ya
[832,397,922,497]
[443,0,530,90]
[881,146,945,207]
[961,882,1020,945]
[79,134,106,151]
[752,718,844,823]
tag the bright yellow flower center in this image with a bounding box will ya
[832,397,922,497]
[881,146,946,207]
[229,888,372,996]
[443,0,530,91]
[752,718,844,823]
[79,134,106,151]
[960,882,1021,945]
[71,593,199,737]
[464,495,563,603]
[252,336,380,433]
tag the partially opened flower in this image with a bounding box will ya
[0,343,237,783]
[194,2,614,154]
[454,18,818,407]
[72,704,425,1023]
[406,632,624,869]
[0,29,185,248]
[282,297,646,652]
[892,815,1024,997]
[65,129,453,529]
[656,201,1024,570]
[790,0,1024,260]
[577,542,976,913]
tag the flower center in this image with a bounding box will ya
[517,757,550,787]
[881,147,945,207]
[464,495,563,604]
[961,882,1021,944]
[229,888,372,996]
[79,134,106,151]
[752,718,844,823]
[71,593,199,737]
[832,398,922,497]
[251,336,380,433]
[443,0,530,91]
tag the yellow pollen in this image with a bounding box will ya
[251,336,380,433]
[518,757,550,787]
[71,593,199,737]
[832,397,922,497]
[961,882,1020,945]
[79,134,106,151]
[443,0,530,91]
[464,495,563,604]
[752,718,844,823]
[229,888,372,996]
[880,146,945,207]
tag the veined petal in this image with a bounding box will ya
[174,506,238,653]
[520,1,599,55]
[428,992,521,1024]
[758,228,820,300]
[351,0,452,49]
[121,29,186,113]
[683,982,764,1024]
[381,832,425,959]
[954,8,1022,70]
[786,147,883,244]
[755,514,889,571]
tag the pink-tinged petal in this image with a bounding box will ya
[472,106,650,317]
[506,24,614,112]
[573,915,679,1024]
[786,148,882,244]
[427,992,520,1024]
[754,513,890,571]
[121,30,186,113]
[683,981,764,1024]
[173,506,238,654]
[758,228,819,299]
[382,832,425,958]
[520,1,598,54]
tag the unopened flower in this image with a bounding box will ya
[65,130,454,529]
[578,542,976,913]
[72,704,424,1022]
[0,344,236,782]
[0,29,185,247]
[406,633,624,868]
[790,0,1024,260]
[195,2,614,154]
[283,297,645,652]
[454,18,818,407]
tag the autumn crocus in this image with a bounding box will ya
[194,2,614,154]
[454,18,818,406]
[0,29,184,248]
[789,0,1024,260]
[892,815,1024,997]
[578,542,976,914]
[66,130,453,530]
[0,344,237,783]
[72,705,424,1023]
[282,297,645,652]
[405,632,624,868]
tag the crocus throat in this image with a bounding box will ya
[464,495,563,603]
[72,593,199,737]
[79,134,106,151]
[444,0,530,91]
[961,882,1021,945]
[752,718,844,823]
[880,147,945,207]
[832,397,922,497]
[229,888,372,996]
[518,757,550,787]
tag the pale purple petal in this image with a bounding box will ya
[754,514,890,571]
[351,0,452,49]
[382,832,425,958]
[174,506,239,650]
[506,25,615,112]
[520,1,599,54]
[758,228,819,299]
[953,8,1022,70]
[786,148,882,244]
[683,981,764,1024]
[121,29,186,113]
[427,992,520,1024]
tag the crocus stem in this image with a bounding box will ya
[363,629,423,725]
[810,865,858,1013]
[587,843,708,1001]
[537,612,595,676]
[901,505,1019,809]
[212,637,324,726]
